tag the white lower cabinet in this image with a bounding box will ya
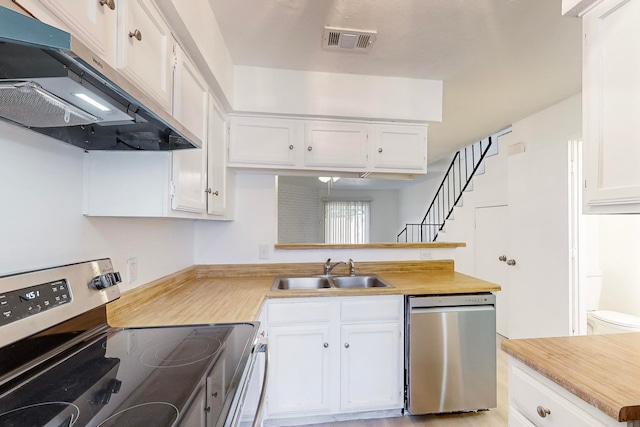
[264,296,404,424]
[268,324,332,415]
[508,358,634,427]
[340,322,402,412]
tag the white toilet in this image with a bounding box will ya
[585,275,640,334]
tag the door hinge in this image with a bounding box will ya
[170,181,176,196]
[584,179,587,189]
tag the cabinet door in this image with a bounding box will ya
[373,125,427,172]
[180,386,206,427]
[39,0,117,63]
[171,47,208,214]
[207,96,230,216]
[583,0,640,213]
[267,324,332,416]
[304,122,369,169]
[340,323,403,412]
[117,0,173,113]
[228,117,300,166]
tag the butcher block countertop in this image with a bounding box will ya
[107,260,499,327]
[502,334,640,422]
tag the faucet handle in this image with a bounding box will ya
[348,258,355,276]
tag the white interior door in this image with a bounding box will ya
[506,139,572,339]
[475,205,509,337]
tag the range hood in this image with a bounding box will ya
[0,6,200,150]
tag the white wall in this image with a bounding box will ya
[595,215,640,317]
[397,155,454,237]
[194,173,456,264]
[0,123,195,292]
[437,95,579,278]
[233,66,442,122]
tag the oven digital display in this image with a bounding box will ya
[0,280,71,326]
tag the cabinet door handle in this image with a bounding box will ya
[378,148,383,153]
[506,259,516,266]
[323,342,329,348]
[99,0,116,10]
[205,188,219,196]
[498,255,507,262]
[344,343,350,348]
[307,146,313,151]
[129,29,142,41]
[289,145,294,150]
[536,406,550,418]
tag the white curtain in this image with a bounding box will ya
[324,200,371,244]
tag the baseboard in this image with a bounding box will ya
[264,409,404,426]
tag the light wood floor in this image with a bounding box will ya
[307,336,508,427]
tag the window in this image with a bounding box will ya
[324,200,370,244]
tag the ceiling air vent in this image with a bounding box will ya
[322,27,377,52]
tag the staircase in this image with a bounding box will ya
[397,136,498,242]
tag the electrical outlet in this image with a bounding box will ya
[420,251,433,260]
[259,244,270,260]
[127,257,138,283]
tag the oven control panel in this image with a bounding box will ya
[0,279,71,326]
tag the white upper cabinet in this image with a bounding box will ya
[583,0,640,213]
[227,116,429,174]
[372,125,427,172]
[207,95,234,218]
[171,45,208,214]
[304,121,369,169]
[117,0,173,113]
[228,117,301,167]
[38,0,117,63]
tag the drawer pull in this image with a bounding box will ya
[99,0,116,10]
[536,406,551,418]
[129,29,142,41]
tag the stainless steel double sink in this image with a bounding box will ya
[271,274,394,291]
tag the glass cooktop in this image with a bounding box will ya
[0,323,257,427]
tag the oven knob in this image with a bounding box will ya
[107,378,122,394]
[89,272,122,290]
[94,379,122,405]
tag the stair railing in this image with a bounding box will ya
[397,136,493,242]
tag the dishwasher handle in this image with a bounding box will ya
[251,338,269,427]
[410,305,495,315]
[408,294,495,309]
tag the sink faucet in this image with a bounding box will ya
[324,258,345,276]
[324,258,356,276]
[347,258,355,276]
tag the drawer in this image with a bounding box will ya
[509,407,537,427]
[267,300,333,324]
[510,363,615,427]
[341,296,403,323]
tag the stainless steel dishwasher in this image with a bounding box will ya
[405,294,496,415]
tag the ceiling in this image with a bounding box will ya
[208,0,582,162]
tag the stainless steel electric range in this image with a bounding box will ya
[0,259,268,427]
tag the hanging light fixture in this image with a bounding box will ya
[318,177,340,183]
